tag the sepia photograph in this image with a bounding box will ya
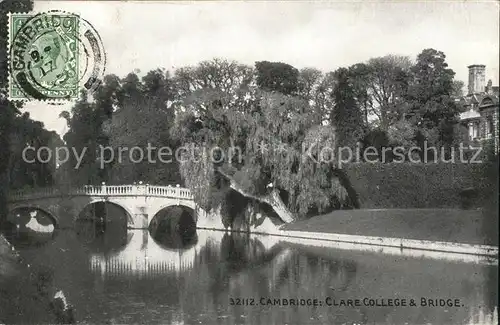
[0,0,498,324]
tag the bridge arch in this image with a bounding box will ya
[8,205,60,228]
[148,203,197,247]
[148,202,196,227]
[75,199,135,227]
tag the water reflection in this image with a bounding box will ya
[75,202,129,248]
[152,231,198,250]
[3,209,56,247]
[90,230,200,276]
[76,219,131,254]
[4,224,498,325]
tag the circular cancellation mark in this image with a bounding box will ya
[9,10,106,102]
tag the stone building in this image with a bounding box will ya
[459,64,499,149]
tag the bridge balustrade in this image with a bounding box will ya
[8,184,193,202]
[179,189,191,198]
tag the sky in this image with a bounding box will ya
[21,0,500,136]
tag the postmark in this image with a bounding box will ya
[8,10,105,102]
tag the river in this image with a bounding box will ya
[1,211,498,325]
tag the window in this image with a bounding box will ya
[487,117,495,138]
[481,98,494,107]
[469,122,479,140]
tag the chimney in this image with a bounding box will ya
[468,64,486,95]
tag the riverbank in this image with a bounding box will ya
[199,208,497,259]
[0,235,57,324]
[275,209,498,257]
[281,209,494,244]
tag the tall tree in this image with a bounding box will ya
[8,113,62,190]
[364,55,412,131]
[298,68,323,101]
[406,48,461,153]
[451,80,465,98]
[59,91,110,185]
[315,72,337,124]
[297,67,328,124]
[173,58,254,118]
[107,69,180,184]
[347,63,373,126]
[330,67,366,148]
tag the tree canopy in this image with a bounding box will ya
[1,35,474,229]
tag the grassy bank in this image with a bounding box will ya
[282,209,497,246]
[0,235,57,324]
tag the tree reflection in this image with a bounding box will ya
[75,202,129,254]
[12,224,495,325]
[192,232,288,303]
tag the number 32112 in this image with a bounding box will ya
[229,298,256,306]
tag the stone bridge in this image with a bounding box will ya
[7,184,201,229]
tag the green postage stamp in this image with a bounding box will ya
[8,11,105,101]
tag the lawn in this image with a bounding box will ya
[281,208,497,246]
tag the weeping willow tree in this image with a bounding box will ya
[171,59,358,226]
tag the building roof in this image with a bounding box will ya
[460,92,499,107]
[459,109,481,121]
[458,65,499,121]
[459,90,499,121]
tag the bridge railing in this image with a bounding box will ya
[9,187,62,201]
[8,184,193,201]
[83,185,136,196]
[147,185,192,199]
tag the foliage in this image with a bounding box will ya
[452,80,465,97]
[172,59,355,225]
[363,55,412,130]
[387,119,417,148]
[346,50,463,156]
[360,128,392,162]
[471,140,498,202]
[179,143,219,211]
[346,63,372,126]
[170,51,469,223]
[474,143,499,245]
[107,70,180,185]
[297,67,323,101]
[58,92,110,185]
[285,67,336,125]
[330,67,366,148]
[9,113,62,189]
[255,61,299,95]
[58,69,181,186]
[405,49,461,150]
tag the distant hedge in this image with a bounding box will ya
[345,162,486,209]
